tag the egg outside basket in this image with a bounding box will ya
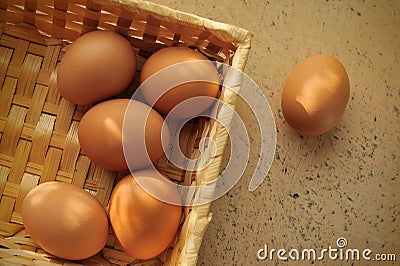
[0,0,251,265]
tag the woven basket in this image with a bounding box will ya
[0,0,251,265]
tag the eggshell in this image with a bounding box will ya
[57,30,136,105]
[281,54,350,135]
[78,99,169,171]
[109,171,182,259]
[140,47,220,118]
[21,181,109,260]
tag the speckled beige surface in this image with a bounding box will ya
[150,1,399,265]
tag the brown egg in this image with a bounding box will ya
[281,54,350,136]
[78,99,170,171]
[109,171,182,259]
[21,181,109,260]
[140,47,220,118]
[57,30,136,105]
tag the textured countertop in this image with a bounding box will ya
[151,1,399,265]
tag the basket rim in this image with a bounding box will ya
[95,0,252,71]
[100,0,252,43]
